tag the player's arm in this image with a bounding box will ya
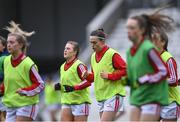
[138,48,168,84]
[16,65,45,96]
[166,58,178,86]
[100,53,126,81]
[64,64,94,92]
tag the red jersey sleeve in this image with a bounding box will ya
[74,64,94,90]
[19,65,45,96]
[108,53,127,81]
[166,58,178,86]
[138,49,168,84]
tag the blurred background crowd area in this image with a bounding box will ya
[0,0,180,121]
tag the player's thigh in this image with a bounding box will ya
[114,111,125,121]
[140,114,160,121]
[101,111,116,122]
[61,105,73,121]
[74,115,88,122]
[16,116,33,122]
[130,105,141,122]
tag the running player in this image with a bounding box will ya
[2,21,44,121]
[63,29,127,121]
[56,41,91,122]
[0,36,8,121]
[126,10,174,121]
[44,75,61,121]
[152,31,180,122]
[89,29,126,121]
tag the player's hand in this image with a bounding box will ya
[16,89,26,96]
[63,85,74,92]
[100,71,108,79]
[54,83,61,90]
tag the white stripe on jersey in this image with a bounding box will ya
[20,66,44,96]
[167,58,177,84]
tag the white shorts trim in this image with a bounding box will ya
[140,103,160,115]
[0,97,6,111]
[62,103,90,116]
[161,102,180,119]
[98,95,124,112]
[6,104,39,121]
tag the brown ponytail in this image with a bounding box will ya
[131,8,174,39]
